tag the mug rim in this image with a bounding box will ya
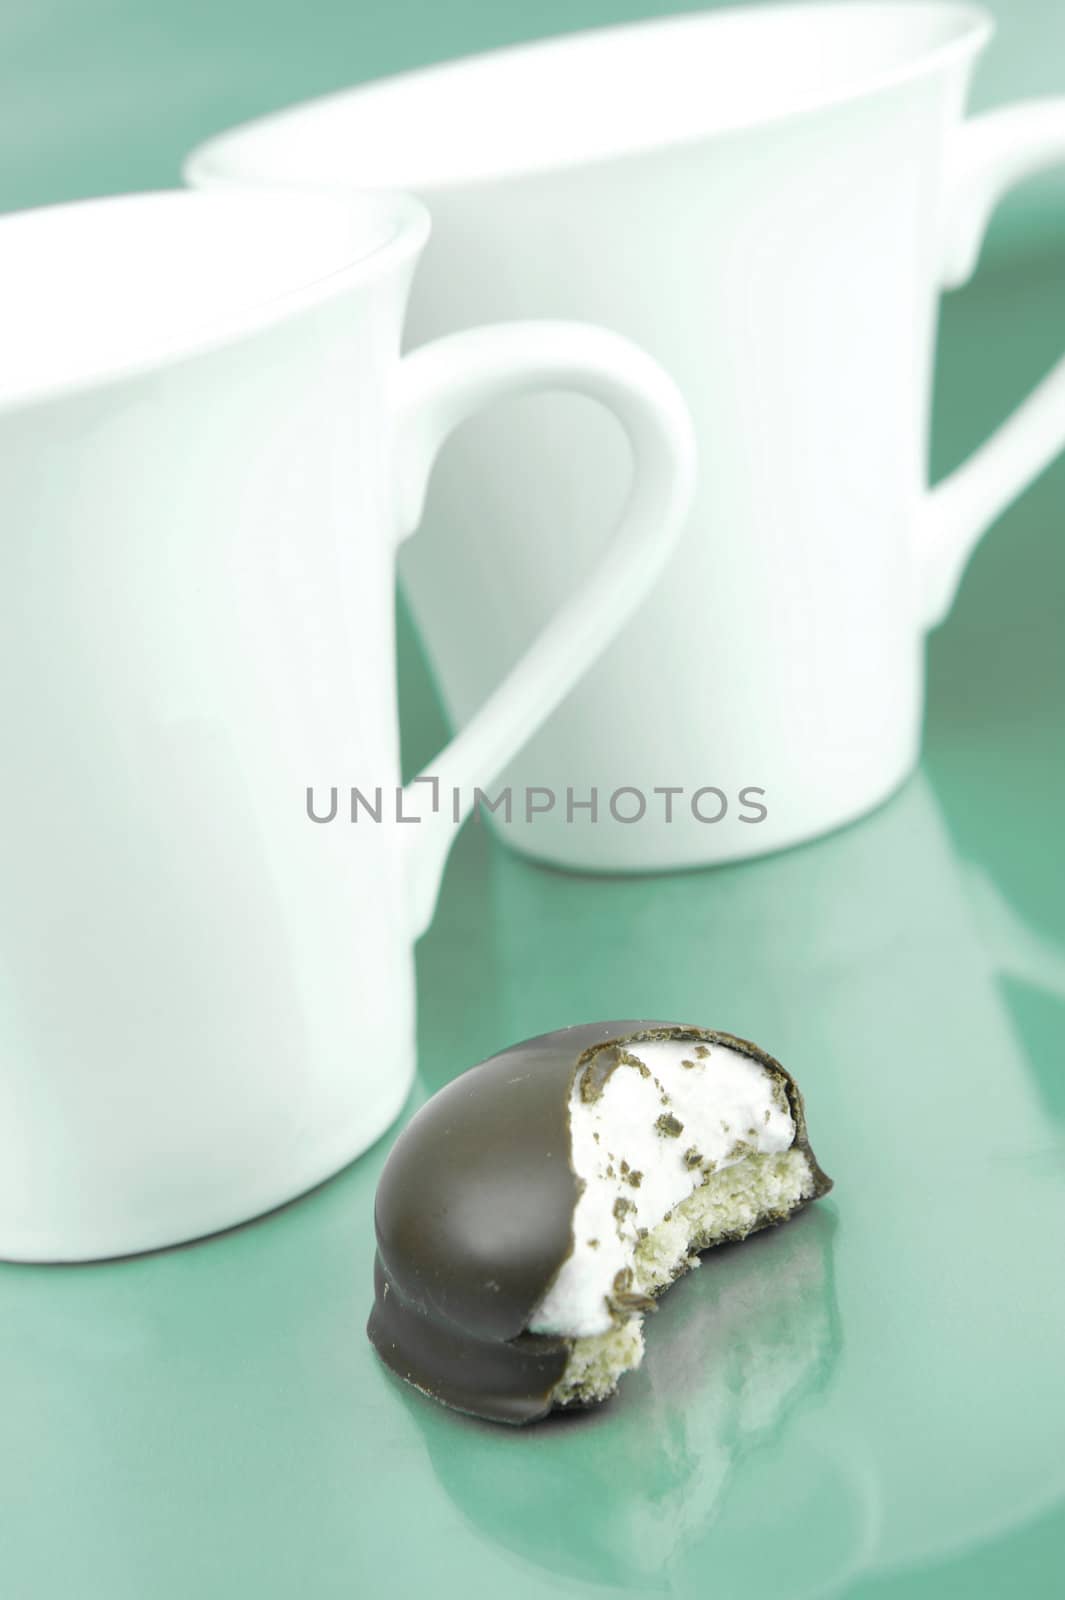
[185,1,994,195]
[0,187,430,416]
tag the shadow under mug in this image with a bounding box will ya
[188,1,1065,872]
[0,189,694,1261]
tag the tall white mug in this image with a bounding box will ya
[188,1,1065,871]
[0,190,693,1260]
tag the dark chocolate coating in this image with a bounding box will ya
[368,1022,833,1425]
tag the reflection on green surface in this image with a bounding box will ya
[401,1206,847,1596]
[413,769,1065,1596]
[2,760,1062,1598]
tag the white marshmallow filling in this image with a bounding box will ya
[528,1037,818,1407]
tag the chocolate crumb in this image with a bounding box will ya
[769,1074,791,1115]
[609,1288,657,1316]
[655,1112,684,1138]
[616,1049,651,1078]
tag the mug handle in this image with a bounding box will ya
[392,320,695,937]
[921,101,1065,626]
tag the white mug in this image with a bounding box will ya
[188,1,1065,872]
[0,189,693,1261]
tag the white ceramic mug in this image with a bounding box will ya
[188,1,1065,872]
[0,189,693,1261]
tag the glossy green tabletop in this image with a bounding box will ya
[3,4,1065,1596]
[1,252,1062,1598]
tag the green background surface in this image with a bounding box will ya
[2,3,1064,1598]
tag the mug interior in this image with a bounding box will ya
[0,189,426,409]
[188,2,991,191]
